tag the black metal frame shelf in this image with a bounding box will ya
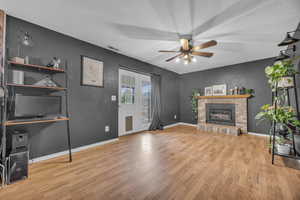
[270,74,300,164]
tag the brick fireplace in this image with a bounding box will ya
[197,95,250,136]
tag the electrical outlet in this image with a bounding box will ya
[174,115,177,119]
[105,125,110,133]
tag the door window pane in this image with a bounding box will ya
[121,75,135,104]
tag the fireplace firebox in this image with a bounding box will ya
[206,103,235,126]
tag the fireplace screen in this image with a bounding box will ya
[206,103,236,126]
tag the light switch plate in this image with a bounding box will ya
[111,95,117,101]
[105,125,110,132]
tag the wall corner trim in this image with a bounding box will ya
[29,138,119,164]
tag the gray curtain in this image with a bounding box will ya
[149,74,162,130]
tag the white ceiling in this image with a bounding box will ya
[1,0,300,74]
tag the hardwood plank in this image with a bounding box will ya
[0,125,300,200]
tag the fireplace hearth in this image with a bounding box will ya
[206,103,235,126]
[197,95,249,135]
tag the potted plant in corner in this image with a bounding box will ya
[275,136,291,155]
[255,104,300,155]
[265,60,297,89]
[190,89,201,121]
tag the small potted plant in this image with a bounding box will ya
[190,89,201,121]
[265,60,297,89]
[275,136,291,155]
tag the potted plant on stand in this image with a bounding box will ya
[265,60,297,89]
[256,104,300,155]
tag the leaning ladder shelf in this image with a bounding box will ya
[1,60,73,185]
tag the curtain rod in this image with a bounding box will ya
[119,65,161,77]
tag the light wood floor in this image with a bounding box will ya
[1,125,300,200]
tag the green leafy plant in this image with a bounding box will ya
[191,89,201,120]
[255,104,300,133]
[265,60,297,89]
[245,88,255,95]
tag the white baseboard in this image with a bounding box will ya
[164,122,197,129]
[29,138,119,164]
[164,122,181,129]
[247,132,268,137]
[178,122,198,127]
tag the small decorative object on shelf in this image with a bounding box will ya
[24,56,29,64]
[11,57,24,64]
[33,76,58,87]
[212,84,226,96]
[47,57,61,69]
[204,86,213,96]
[12,70,24,85]
[233,86,239,95]
[245,88,255,95]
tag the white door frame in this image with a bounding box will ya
[118,68,151,136]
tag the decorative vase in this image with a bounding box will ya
[278,76,294,88]
[276,144,290,155]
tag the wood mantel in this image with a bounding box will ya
[197,94,251,99]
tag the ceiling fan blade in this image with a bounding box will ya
[192,40,217,51]
[158,50,179,53]
[180,38,190,50]
[111,23,179,41]
[192,0,271,37]
[166,53,183,62]
[192,51,214,57]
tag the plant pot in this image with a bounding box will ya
[294,134,300,156]
[278,76,294,88]
[276,144,290,155]
[276,123,289,137]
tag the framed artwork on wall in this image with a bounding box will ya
[213,84,227,96]
[81,56,104,87]
[204,87,213,96]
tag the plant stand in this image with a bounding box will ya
[271,74,300,164]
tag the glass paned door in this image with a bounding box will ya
[118,69,151,136]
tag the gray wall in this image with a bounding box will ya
[5,16,180,159]
[179,58,275,134]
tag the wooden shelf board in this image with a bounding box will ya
[5,117,70,126]
[8,61,65,73]
[197,94,251,99]
[7,83,66,90]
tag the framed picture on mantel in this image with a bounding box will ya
[81,56,104,87]
[205,87,213,96]
[213,84,227,96]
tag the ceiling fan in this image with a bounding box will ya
[158,36,217,64]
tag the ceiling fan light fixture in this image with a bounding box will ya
[278,32,299,46]
[184,60,189,65]
[175,57,180,63]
